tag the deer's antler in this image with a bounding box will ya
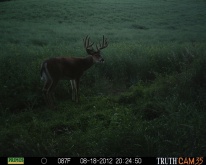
[84,35,97,55]
[96,35,108,51]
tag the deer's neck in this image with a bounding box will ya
[81,55,94,71]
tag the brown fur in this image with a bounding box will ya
[40,35,108,108]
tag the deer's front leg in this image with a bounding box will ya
[70,80,76,101]
[75,78,80,103]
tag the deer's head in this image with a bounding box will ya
[83,35,108,63]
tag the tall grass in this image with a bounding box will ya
[0,0,206,156]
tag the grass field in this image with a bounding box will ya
[0,0,206,156]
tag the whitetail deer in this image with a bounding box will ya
[40,35,108,107]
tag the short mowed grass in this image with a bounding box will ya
[0,0,206,156]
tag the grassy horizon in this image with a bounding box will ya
[0,0,206,156]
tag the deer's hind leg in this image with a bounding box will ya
[41,63,58,108]
[75,78,80,103]
[42,79,52,106]
[70,80,76,101]
[46,79,58,107]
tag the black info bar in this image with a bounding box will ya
[1,157,206,165]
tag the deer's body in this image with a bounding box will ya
[41,56,93,81]
[41,36,108,107]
